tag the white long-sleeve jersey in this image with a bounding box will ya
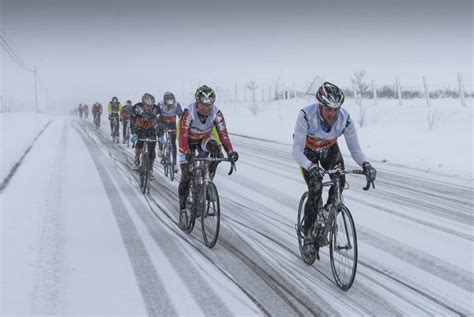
[292,103,367,170]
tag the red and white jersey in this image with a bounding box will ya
[179,102,233,154]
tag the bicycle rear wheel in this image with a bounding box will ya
[297,192,317,265]
[140,155,149,194]
[201,182,220,248]
[329,204,358,290]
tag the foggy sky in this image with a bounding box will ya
[1,0,472,109]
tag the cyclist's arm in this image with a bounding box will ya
[292,110,312,170]
[343,116,367,167]
[214,111,233,153]
[176,103,183,117]
[107,103,112,115]
[178,110,192,154]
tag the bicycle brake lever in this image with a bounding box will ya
[363,179,370,191]
[228,161,236,176]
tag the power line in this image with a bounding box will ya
[0,34,34,72]
[1,31,33,70]
[0,31,39,112]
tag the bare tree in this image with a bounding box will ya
[426,107,440,131]
[247,80,259,115]
[351,69,370,127]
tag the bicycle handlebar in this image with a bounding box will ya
[136,139,158,142]
[132,138,158,149]
[324,168,375,191]
[193,157,237,175]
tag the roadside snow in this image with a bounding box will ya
[219,97,473,179]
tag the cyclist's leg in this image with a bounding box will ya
[320,144,345,206]
[122,119,127,139]
[302,166,324,236]
[178,142,199,210]
[156,123,165,152]
[170,130,178,169]
[133,129,145,168]
[148,128,157,172]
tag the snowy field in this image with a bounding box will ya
[1,98,473,316]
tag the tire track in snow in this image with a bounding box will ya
[0,120,52,193]
[75,120,257,316]
[74,123,177,316]
[30,120,65,314]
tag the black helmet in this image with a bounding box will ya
[195,85,216,105]
[126,100,132,106]
[142,93,155,106]
[163,91,176,105]
[112,96,118,103]
[316,82,345,108]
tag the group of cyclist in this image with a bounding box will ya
[78,82,376,259]
[77,103,89,119]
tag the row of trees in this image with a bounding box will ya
[343,84,473,99]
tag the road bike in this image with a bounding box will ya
[296,167,374,290]
[180,156,236,248]
[161,128,177,181]
[136,138,158,194]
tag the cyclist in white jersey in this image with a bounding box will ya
[292,82,376,256]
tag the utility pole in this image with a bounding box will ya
[34,65,39,113]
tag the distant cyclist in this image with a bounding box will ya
[130,93,160,180]
[292,82,376,256]
[178,85,239,217]
[157,91,182,171]
[91,102,103,127]
[107,96,122,139]
[78,103,84,119]
[120,100,133,143]
[83,103,89,120]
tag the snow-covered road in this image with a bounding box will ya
[2,117,473,316]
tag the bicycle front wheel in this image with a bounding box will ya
[201,182,220,248]
[329,204,358,291]
[140,155,149,194]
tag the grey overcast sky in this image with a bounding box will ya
[1,0,472,109]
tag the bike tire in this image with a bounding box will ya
[201,182,220,248]
[297,192,317,265]
[140,155,149,195]
[329,204,358,291]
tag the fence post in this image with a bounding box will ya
[234,80,239,102]
[371,80,377,104]
[423,76,431,107]
[396,77,403,106]
[458,72,466,107]
[269,85,272,101]
[261,85,265,102]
